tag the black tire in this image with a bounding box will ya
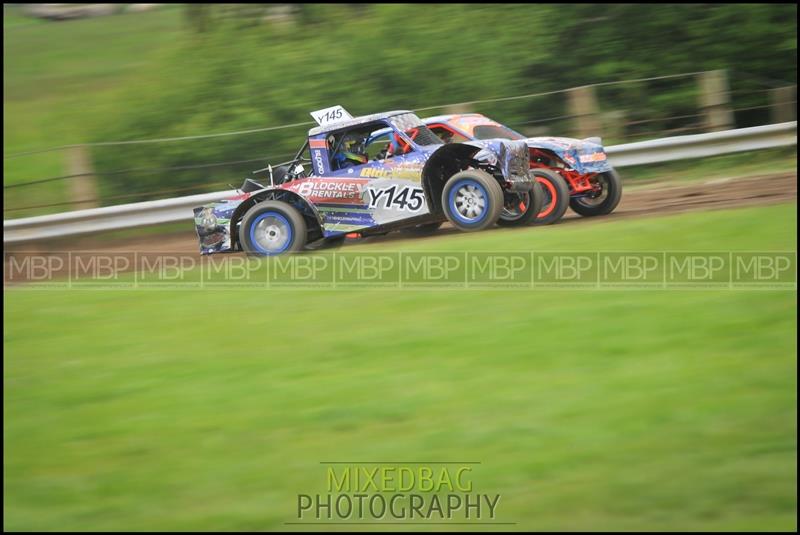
[441,169,504,231]
[569,169,622,217]
[401,222,443,235]
[531,168,571,225]
[530,179,545,221]
[238,201,307,256]
[497,180,544,227]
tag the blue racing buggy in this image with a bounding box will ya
[194,108,543,255]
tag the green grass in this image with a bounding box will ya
[4,203,797,531]
[3,5,185,216]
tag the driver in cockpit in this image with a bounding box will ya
[332,132,369,170]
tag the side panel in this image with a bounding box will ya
[281,152,431,237]
[281,176,372,236]
[309,135,332,176]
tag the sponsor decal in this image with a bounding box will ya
[288,179,368,202]
[579,152,608,163]
[366,185,425,212]
[360,165,423,179]
[312,148,326,175]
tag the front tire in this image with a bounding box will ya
[569,169,622,217]
[441,170,503,231]
[238,201,307,256]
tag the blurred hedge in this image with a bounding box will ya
[91,3,797,202]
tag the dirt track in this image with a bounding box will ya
[5,171,797,255]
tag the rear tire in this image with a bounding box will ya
[441,170,503,231]
[497,180,544,227]
[569,169,622,217]
[532,168,570,225]
[238,201,307,256]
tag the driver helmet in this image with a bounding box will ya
[336,133,368,167]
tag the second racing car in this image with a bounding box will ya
[423,113,622,225]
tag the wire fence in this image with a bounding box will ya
[3,154,296,190]
[4,70,796,216]
[3,72,712,160]
[3,181,236,213]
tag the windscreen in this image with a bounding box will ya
[473,124,525,141]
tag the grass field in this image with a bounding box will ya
[4,203,797,531]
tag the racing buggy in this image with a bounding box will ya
[194,107,543,255]
[423,113,622,225]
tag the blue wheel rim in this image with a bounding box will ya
[448,178,490,226]
[248,211,293,255]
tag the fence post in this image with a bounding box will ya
[67,145,99,209]
[567,85,601,138]
[698,69,734,132]
[770,85,797,124]
[600,110,626,144]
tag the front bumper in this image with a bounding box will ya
[501,139,534,185]
[470,139,534,189]
[193,198,243,255]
